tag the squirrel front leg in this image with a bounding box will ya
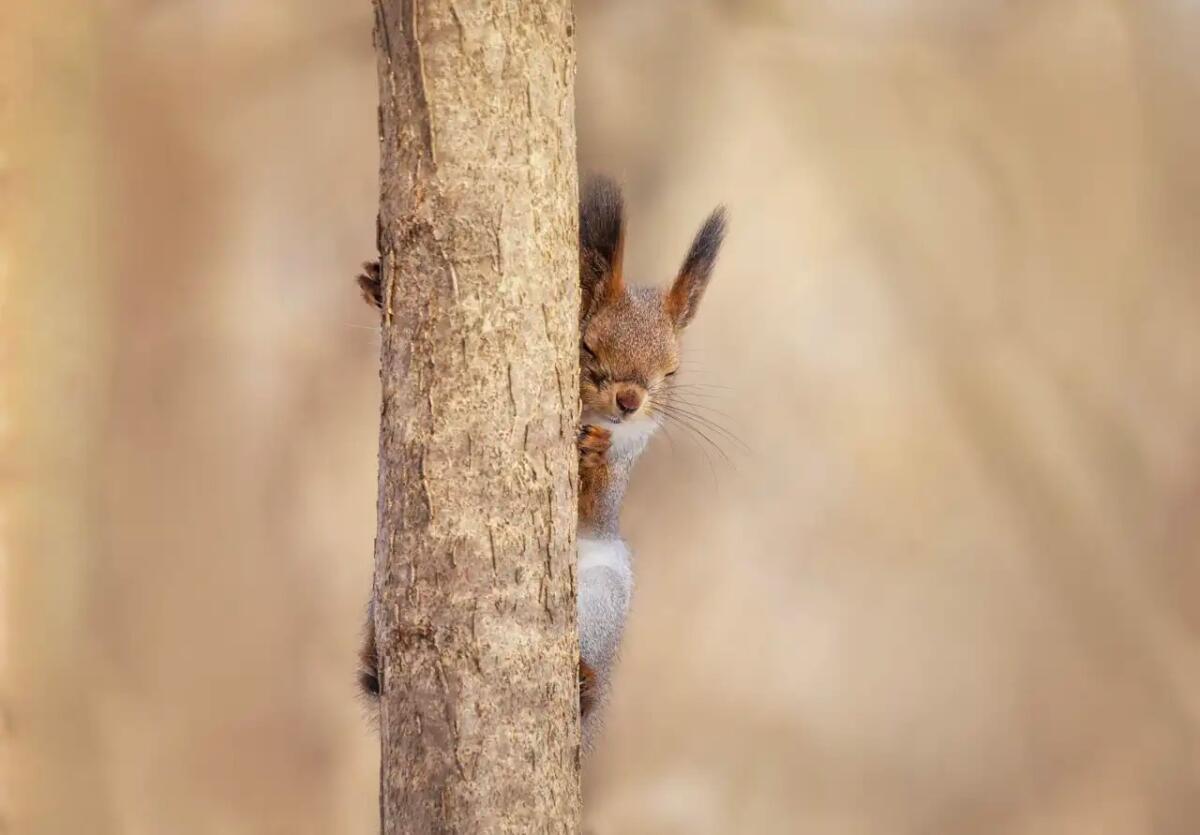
[577,424,612,531]
[575,424,632,749]
[577,424,610,722]
[357,260,383,309]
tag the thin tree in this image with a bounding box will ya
[369,1,582,832]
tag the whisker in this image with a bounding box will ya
[662,386,724,395]
[660,413,721,484]
[667,380,734,391]
[657,417,740,466]
[657,403,749,453]
[653,415,680,457]
[657,409,735,469]
[663,397,743,427]
[665,392,730,408]
[659,389,731,407]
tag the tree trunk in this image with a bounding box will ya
[370,1,581,832]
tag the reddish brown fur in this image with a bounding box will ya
[577,425,612,534]
[579,660,598,716]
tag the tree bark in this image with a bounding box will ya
[370,1,581,832]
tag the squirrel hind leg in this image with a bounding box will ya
[359,609,380,699]
[579,661,610,755]
[358,663,379,698]
[579,660,598,717]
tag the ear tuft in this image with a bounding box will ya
[579,175,626,320]
[667,206,727,328]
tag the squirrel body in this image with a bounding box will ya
[357,176,726,752]
[572,177,726,745]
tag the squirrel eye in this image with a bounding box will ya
[665,369,679,378]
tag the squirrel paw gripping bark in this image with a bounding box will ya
[357,260,382,308]
[578,424,611,470]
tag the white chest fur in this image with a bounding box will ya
[576,535,633,670]
[581,411,658,460]
[578,535,632,581]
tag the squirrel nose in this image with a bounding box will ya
[616,388,643,415]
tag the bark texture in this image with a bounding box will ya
[371,1,581,832]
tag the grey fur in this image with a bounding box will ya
[577,418,655,751]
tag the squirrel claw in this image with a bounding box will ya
[357,260,382,308]
[578,423,611,468]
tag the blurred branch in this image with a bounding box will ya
[3,1,116,832]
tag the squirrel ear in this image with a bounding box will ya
[579,175,626,320]
[667,206,726,329]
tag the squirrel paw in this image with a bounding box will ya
[357,260,382,309]
[578,424,611,469]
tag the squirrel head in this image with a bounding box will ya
[577,176,726,433]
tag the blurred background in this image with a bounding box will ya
[7,0,1200,832]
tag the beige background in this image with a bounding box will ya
[6,1,1200,832]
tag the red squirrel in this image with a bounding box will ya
[357,176,726,750]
